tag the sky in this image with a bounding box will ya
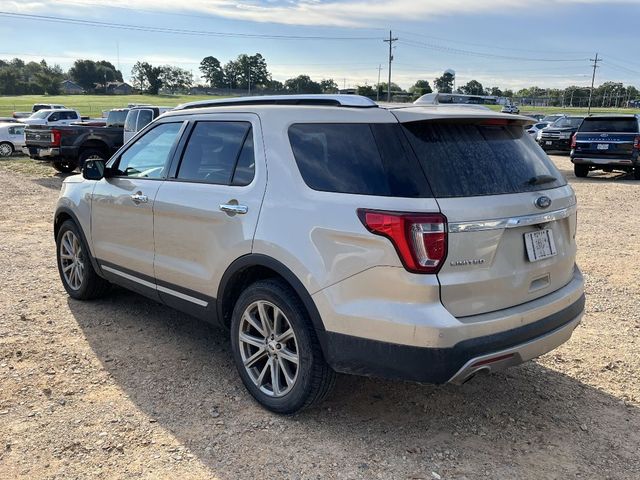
[1,0,640,91]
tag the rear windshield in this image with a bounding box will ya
[578,118,638,133]
[288,123,432,197]
[402,120,567,198]
[108,110,129,127]
[551,117,583,128]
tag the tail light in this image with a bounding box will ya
[357,209,447,274]
[51,129,61,147]
[634,135,640,150]
[570,133,577,149]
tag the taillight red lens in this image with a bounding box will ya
[51,129,61,146]
[634,135,640,149]
[570,133,577,149]
[357,209,447,274]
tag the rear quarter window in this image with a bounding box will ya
[402,120,567,198]
[288,123,432,197]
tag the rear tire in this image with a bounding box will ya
[0,142,13,157]
[574,164,589,178]
[56,220,110,300]
[52,161,75,173]
[634,167,640,180]
[230,279,335,414]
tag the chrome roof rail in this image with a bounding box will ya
[174,94,378,110]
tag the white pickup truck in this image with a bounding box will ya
[19,109,82,127]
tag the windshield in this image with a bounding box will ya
[542,115,562,123]
[551,117,583,128]
[29,110,51,119]
[108,110,129,127]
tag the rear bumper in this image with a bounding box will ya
[321,293,584,384]
[539,138,571,151]
[571,156,637,167]
[24,146,59,159]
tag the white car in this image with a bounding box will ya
[123,106,173,144]
[525,122,550,137]
[0,123,26,157]
[501,104,520,114]
[20,109,81,127]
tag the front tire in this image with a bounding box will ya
[230,279,335,414]
[0,142,13,157]
[52,161,75,173]
[56,220,110,300]
[574,164,589,178]
[78,149,107,170]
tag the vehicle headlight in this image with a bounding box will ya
[536,131,543,140]
[560,132,571,139]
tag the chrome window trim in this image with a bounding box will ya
[448,204,577,233]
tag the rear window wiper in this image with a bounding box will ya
[526,174,557,186]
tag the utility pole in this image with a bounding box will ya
[376,64,382,101]
[587,53,601,115]
[383,30,398,102]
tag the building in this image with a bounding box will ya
[59,79,85,94]
[106,82,133,95]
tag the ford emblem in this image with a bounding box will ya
[535,196,552,209]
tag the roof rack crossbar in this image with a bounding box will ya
[174,94,378,111]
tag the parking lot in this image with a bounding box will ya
[0,154,639,479]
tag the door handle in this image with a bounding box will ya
[130,192,148,204]
[219,203,248,215]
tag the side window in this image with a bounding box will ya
[49,113,60,122]
[176,121,250,184]
[231,129,255,186]
[68,111,78,120]
[124,110,138,132]
[136,109,153,131]
[114,122,183,179]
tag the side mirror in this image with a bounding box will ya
[83,159,106,180]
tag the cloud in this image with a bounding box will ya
[8,0,638,27]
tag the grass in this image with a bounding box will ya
[0,156,55,176]
[0,94,229,117]
[485,104,638,115]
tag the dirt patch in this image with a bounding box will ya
[0,156,639,479]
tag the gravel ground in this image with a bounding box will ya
[0,155,639,480]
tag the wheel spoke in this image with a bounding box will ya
[243,312,266,337]
[243,347,267,368]
[278,348,299,365]
[255,360,270,387]
[239,331,264,349]
[63,263,74,273]
[276,328,294,343]
[271,357,281,396]
[278,356,295,387]
[257,302,272,334]
[273,306,283,336]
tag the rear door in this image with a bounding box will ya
[152,114,266,313]
[573,117,639,158]
[399,116,578,317]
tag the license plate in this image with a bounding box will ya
[545,141,553,145]
[524,229,557,262]
[597,143,609,150]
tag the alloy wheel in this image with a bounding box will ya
[238,300,299,397]
[59,230,85,290]
[0,143,12,157]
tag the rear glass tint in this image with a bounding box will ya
[551,117,583,128]
[288,123,432,197]
[402,120,567,198]
[578,118,638,133]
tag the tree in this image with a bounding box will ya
[267,79,284,91]
[130,61,163,94]
[200,56,225,88]
[489,86,503,97]
[160,66,193,94]
[284,75,322,93]
[224,53,270,90]
[409,79,432,96]
[503,89,514,99]
[433,72,454,93]
[34,60,64,95]
[319,78,338,93]
[69,59,122,91]
[378,82,404,97]
[357,84,376,97]
[459,79,484,95]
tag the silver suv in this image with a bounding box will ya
[54,95,585,414]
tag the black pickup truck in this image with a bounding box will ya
[537,116,584,152]
[24,108,129,173]
[570,115,640,179]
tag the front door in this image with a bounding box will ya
[91,121,185,297]
[152,115,266,315]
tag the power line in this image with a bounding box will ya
[0,12,381,41]
[398,39,589,62]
